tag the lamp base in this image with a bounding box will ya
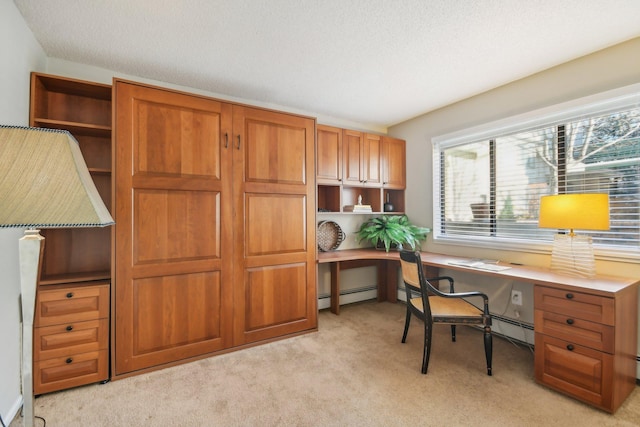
[550,233,596,278]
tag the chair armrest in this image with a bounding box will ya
[425,278,490,315]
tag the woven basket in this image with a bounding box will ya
[317,220,345,252]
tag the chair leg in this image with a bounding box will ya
[450,325,456,342]
[421,322,433,374]
[402,307,411,343]
[484,325,493,376]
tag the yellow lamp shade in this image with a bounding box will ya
[538,194,609,232]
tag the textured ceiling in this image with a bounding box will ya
[13,0,640,129]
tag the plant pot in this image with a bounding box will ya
[375,241,401,251]
[470,203,489,220]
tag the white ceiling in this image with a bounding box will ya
[14,0,640,129]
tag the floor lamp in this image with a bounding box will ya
[538,193,609,278]
[0,125,114,427]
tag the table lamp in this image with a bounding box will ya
[538,193,609,278]
[0,125,114,427]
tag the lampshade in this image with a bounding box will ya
[538,193,609,278]
[0,125,114,228]
[538,193,609,233]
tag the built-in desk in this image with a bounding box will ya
[317,249,639,413]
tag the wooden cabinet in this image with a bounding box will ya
[534,284,638,413]
[342,130,382,187]
[29,73,113,394]
[34,282,110,394]
[317,125,342,185]
[231,105,317,345]
[113,80,317,376]
[382,136,406,189]
[317,126,405,214]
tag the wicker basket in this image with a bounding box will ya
[317,220,345,252]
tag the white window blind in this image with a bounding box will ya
[433,87,640,257]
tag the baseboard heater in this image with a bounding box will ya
[317,285,377,310]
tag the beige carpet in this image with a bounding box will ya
[12,301,640,427]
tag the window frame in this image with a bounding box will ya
[432,83,640,262]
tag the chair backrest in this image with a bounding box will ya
[399,250,432,318]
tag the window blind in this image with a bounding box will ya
[433,89,640,257]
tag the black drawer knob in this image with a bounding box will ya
[66,292,74,298]
[66,358,73,364]
[566,319,574,325]
[565,293,574,299]
[566,344,574,351]
[66,325,73,331]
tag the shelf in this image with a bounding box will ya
[34,74,112,100]
[39,271,111,286]
[32,118,111,138]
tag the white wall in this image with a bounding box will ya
[0,0,47,423]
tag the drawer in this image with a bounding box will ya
[35,319,109,361]
[35,283,109,327]
[534,310,614,353]
[534,285,614,325]
[34,349,108,395]
[535,333,613,411]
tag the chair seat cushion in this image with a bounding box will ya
[410,296,485,323]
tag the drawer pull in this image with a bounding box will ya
[566,319,574,325]
[565,293,574,299]
[66,325,73,331]
[566,344,574,351]
[66,358,73,364]
[66,292,74,298]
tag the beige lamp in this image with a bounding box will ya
[0,125,114,427]
[538,193,609,278]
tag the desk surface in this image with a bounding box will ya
[317,249,639,296]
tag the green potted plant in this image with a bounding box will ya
[356,215,430,252]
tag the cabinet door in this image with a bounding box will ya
[114,80,234,375]
[232,105,317,345]
[363,133,382,187]
[535,333,613,410]
[342,129,363,185]
[382,136,406,189]
[316,124,342,184]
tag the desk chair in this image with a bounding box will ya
[399,250,493,375]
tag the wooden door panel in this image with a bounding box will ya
[233,106,317,346]
[134,189,220,263]
[316,125,342,184]
[364,133,382,186]
[245,263,307,331]
[132,272,222,355]
[382,136,406,189]
[343,130,363,184]
[245,194,306,256]
[245,121,307,184]
[133,101,222,178]
[114,80,233,375]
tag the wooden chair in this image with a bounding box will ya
[399,250,493,375]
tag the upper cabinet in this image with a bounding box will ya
[382,136,406,189]
[342,130,382,187]
[317,125,406,214]
[317,124,342,185]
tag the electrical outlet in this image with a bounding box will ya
[511,290,523,306]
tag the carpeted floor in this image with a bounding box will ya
[11,301,640,426]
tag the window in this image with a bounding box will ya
[433,86,640,259]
